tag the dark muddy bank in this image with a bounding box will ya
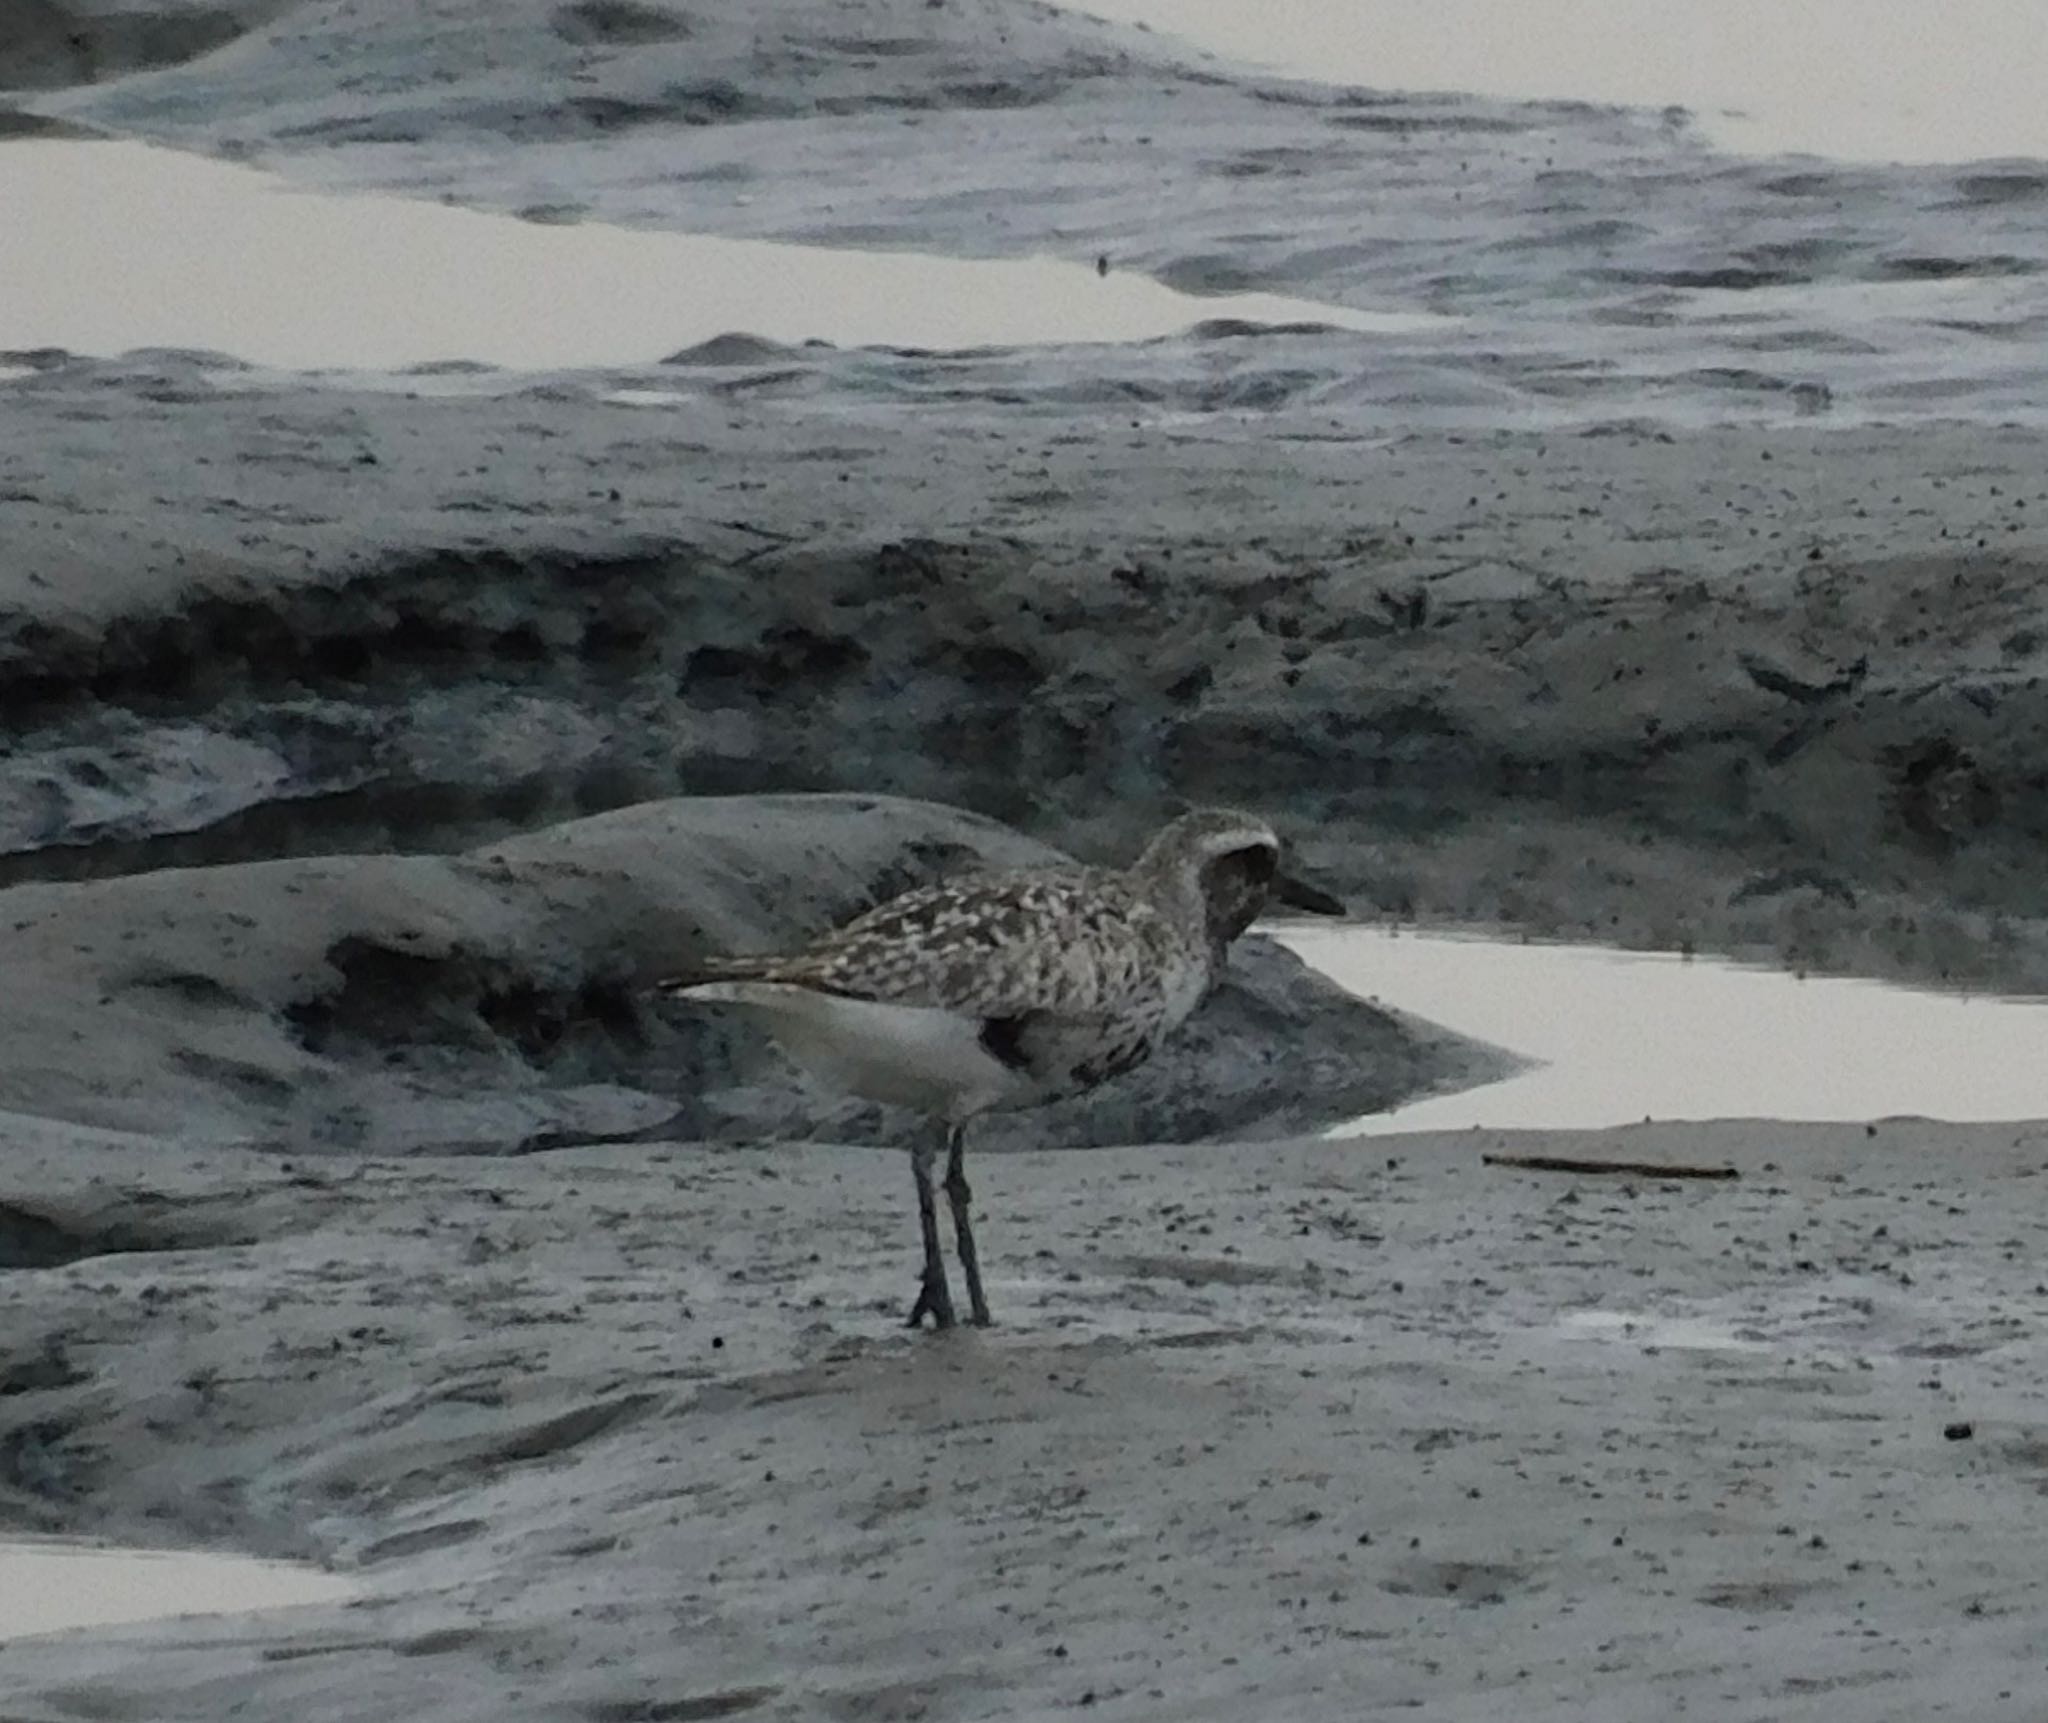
[6,355,2048,989]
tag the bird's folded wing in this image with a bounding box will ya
[660,869,1171,1021]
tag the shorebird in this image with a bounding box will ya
[658,808,1343,1329]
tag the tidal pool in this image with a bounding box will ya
[1284,925,2048,1136]
[0,1537,355,1642]
[1069,0,2048,162]
[0,138,1431,371]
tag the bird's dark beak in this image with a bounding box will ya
[1271,869,1347,917]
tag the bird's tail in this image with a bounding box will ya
[655,953,791,1000]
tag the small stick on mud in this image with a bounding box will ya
[1482,1152,1740,1181]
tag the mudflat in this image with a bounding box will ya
[4,1115,2045,1718]
[3,2,2048,1717]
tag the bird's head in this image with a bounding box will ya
[1135,808,1345,952]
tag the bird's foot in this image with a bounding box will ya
[966,1291,992,1328]
[906,1273,957,1330]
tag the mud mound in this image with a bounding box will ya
[0,0,272,91]
[0,793,1501,1152]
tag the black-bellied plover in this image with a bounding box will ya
[659,808,1343,1330]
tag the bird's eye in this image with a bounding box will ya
[1229,843,1278,882]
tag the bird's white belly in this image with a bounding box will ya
[681,981,1028,1119]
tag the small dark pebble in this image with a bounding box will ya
[1944,1421,1975,1441]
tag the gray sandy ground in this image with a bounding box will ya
[4,1115,2047,1719]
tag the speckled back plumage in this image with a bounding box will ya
[749,868,1194,1012]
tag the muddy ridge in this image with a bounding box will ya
[5,514,2048,988]
[0,793,1503,1155]
[3,352,2048,987]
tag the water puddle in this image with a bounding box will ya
[0,138,1429,371]
[1282,926,2048,1135]
[0,1537,355,1641]
[1072,0,2048,162]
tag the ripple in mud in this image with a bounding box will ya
[0,1198,248,1270]
[550,0,693,46]
[1878,253,2038,282]
[0,1343,85,1396]
[1698,1577,1830,1613]
[584,1690,781,1723]
[0,2,255,90]
[661,332,814,367]
[1953,172,2048,207]
[1380,1557,1538,1605]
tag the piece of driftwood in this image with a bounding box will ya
[1482,1152,1740,1181]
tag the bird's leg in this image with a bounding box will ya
[905,1137,956,1329]
[944,1121,992,1327]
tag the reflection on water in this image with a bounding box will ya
[0,1538,355,1641]
[1073,0,2048,162]
[0,139,1430,371]
[1283,926,2048,1136]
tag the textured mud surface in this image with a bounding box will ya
[5,1117,2048,1720]
[4,3,2048,1717]
[6,358,2048,990]
[17,0,2048,427]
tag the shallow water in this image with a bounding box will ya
[9,60,2047,428]
[1284,926,2048,1135]
[0,1538,355,1641]
[1075,0,2048,163]
[0,138,1425,370]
